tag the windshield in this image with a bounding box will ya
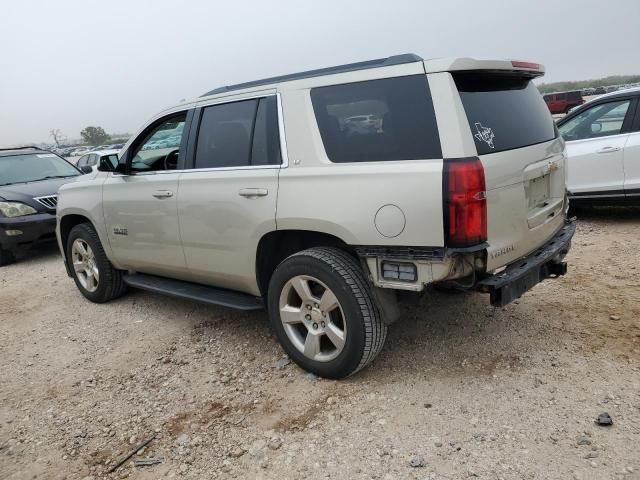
[454,72,556,155]
[0,153,80,186]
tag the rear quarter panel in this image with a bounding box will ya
[276,67,445,248]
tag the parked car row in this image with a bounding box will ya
[50,143,126,158]
[582,84,640,96]
[544,84,640,115]
[141,134,182,150]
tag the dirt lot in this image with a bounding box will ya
[1,208,639,480]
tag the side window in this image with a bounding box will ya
[87,154,98,166]
[130,113,187,172]
[251,97,281,166]
[77,155,88,167]
[310,75,442,163]
[195,100,256,168]
[559,100,631,141]
[194,96,281,169]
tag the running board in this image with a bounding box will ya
[122,273,263,311]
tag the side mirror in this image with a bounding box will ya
[80,165,93,174]
[99,152,128,174]
[113,162,129,174]
[97,156,116,172]
[591,123,602,134]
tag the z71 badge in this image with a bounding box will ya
[112,226,128,236]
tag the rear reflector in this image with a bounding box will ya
[443,158,487,248]
[511,60,540,70]
[381,262,417,282]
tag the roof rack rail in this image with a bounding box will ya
[0,146,45,152]
[201,53,423,97]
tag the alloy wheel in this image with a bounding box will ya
[278,275,347,362]
[71,239,99,292]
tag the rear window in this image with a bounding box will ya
[310,75,441,163]
[454,72,556,155]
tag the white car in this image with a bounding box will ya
[558,87,640,204]
[76,149,119,174]
[56,54,574,378]
[70,147,92,157]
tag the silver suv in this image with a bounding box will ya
[56,54,575,378]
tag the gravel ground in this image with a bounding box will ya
[1,207,639,480]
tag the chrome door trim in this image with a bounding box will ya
[276,92,290,169]
[116,92,290,176]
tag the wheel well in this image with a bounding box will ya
[59,214,92,254]
[256,230,356,296]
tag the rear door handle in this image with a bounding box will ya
[152,190,174,199]
[239,188,268,198]
[596,146,621,154]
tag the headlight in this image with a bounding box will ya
[0,201,38,218]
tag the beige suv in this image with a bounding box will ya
[56,54,575,378]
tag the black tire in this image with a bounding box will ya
[267,247,386,379]
[0,248,15,267]
[66,223,127,303]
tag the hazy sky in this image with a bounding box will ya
[1,0,639,146]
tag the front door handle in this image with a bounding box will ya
[239,188,268,198]
[596,146,621,154]
[152,190,174,199]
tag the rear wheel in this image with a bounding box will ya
[67,223,127,303]
[268,247,386,379]
[0,247,15,267]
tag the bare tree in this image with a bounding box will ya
[49,129,64,147]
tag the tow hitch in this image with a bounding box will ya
[477,221,575,307]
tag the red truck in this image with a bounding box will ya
[543,91,584,114]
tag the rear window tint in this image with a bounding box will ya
[311,75,441,163]
[454,72,556,155]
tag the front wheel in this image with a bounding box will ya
[267,247,387,379]
[66,223,127,303]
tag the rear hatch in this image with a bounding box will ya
[453,70,567,270]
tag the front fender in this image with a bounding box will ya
[56,176,122,269]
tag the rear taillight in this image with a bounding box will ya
[443,157,487,248]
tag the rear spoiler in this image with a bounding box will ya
[424,58,545,78]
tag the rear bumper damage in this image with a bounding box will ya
[476,220,576,307]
